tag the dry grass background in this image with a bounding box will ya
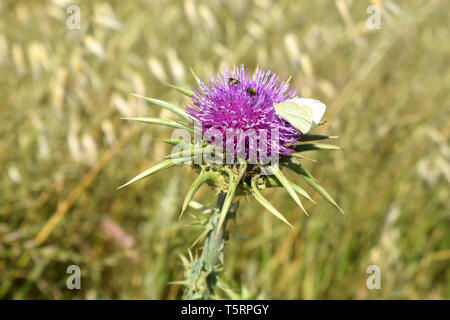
[0,0,449,299]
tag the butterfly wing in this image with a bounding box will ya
[295,98,326,127]
[274,98,327,133]
[274,100,314,133]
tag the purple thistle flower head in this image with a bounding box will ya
[119,65,344,221]
[186,65,302,162]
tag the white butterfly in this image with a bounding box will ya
[274,98,326,134]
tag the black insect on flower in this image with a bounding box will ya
[246,87,257,96]
[228,77,240,85]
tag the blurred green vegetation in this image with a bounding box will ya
[0,0,449,299]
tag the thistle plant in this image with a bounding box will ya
[118,65,344,300]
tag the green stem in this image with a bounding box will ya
[183,192,235,300]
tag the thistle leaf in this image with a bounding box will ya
[162,139,192,147]
[180,171,218,219]
[264,176,315,203]
[189,67,202,85]
[132,93,192,122]
[299,134,338,142]
[168,280,190,286]
[215,170,237,236]
[287,160,345,214]
[289,153,318,162]
[294,143,342,152]
[117,157,190,189]
[166,146,210,160]
[162,139,183,146]
[251,177,293,228]
[288,181,316,204]
[268,165,308,216]
[190,227,211,249]
[122,117,193,132]
[166,83,194,97]
[177,253,190,268]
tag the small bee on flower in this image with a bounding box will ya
[246,87,257,96]
[228,77,240,85]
